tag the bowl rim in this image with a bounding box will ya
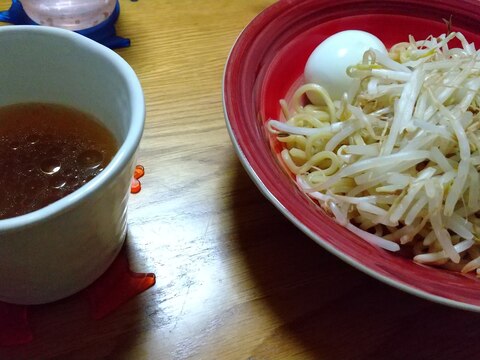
[0,25,145,232]
[223,0,480,312]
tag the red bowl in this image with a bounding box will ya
[223,0,480,311]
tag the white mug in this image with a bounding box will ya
[0,26,145,304]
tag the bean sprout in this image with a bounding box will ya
[268,32,480,275]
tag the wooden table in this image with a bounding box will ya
[1,1,479,359]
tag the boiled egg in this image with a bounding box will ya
[304,30,387,103]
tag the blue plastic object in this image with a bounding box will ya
[0,0,130,49]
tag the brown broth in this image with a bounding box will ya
[0,103,118,220]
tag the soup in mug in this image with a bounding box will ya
[0,103,118,220]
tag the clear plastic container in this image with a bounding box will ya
[19,0,117,30]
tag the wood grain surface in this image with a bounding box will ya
[1,0,479,359]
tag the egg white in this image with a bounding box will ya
[304,30,387,103]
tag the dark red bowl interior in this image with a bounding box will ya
[224,0,480,310]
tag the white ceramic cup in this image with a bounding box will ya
[0,26,145,304]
